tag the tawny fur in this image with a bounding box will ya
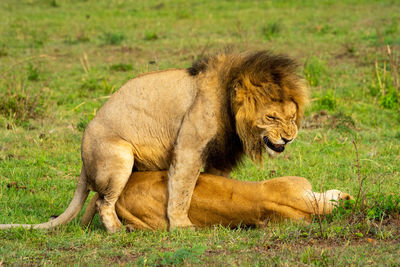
[81,171,352,230]
[0,51,309,232]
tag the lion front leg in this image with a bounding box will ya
[167,143,214,230]
[167,95,217,230]
[167,153,202,229]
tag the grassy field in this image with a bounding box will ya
[0,0,399,265]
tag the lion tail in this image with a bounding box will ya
[0,168,89,230]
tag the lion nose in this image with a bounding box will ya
[281,137,293,144]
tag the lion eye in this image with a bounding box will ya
[266,115,277,120]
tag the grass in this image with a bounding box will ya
[0,0,399,265]
[101,32,126,46]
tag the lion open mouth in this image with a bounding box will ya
[263,136,285,153]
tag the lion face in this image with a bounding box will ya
[256,101,298,157]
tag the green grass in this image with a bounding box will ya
[0,0,400,265]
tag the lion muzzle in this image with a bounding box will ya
[263,136,285,153]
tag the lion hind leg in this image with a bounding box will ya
[96,170,133,232]
[81,193,99,227]
[115,201,154,230]
[89,140,134,233]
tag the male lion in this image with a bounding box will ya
[0,51,308,232]
[81,171,352,230]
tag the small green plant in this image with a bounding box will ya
[366,194,400,220]
[80,75,114,96]
[326,141,399,233]
[373,45,399,110]
[332,112,356,134]
[314,92,337,111]
[328,198,356,221]
[27,64,40,81]
[364,19,399,46]
[0,46,7,57]
[0,79,48,125]
[304,57,326,86]
[77,113,95,132]
[101,32,125,45]
[144,31,158,41]
[109,63,133,72]
[160,246,205,265]
[261,22,281,40]
[176,10,190,19]
[329,192,400,230]
[301,247,330,266]
[385,18,398,35]
[380,90,399,109]
[30,35,45,48]
[81,76,101,91]
[50,0,59,8]
[136,245,206,266]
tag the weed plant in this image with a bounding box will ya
[101,32,125,46]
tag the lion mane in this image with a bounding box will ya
[190,51,308,165]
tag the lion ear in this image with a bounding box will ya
[233,80,246,103]
[233,77,258,113]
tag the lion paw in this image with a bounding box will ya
[324,190,353,202]
[168,217,195,231]
[97,204,123,233]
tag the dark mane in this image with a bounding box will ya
[188,50,308,165]
[187,55,214,76]
[229,51,308,127]
[234,51,300,86]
